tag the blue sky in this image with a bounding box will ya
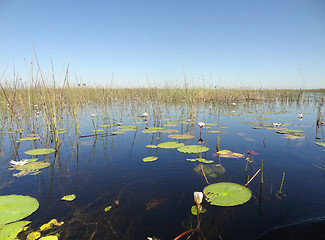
[0,0,324,89]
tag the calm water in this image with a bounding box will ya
[1,101,325,240]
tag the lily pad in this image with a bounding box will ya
[203,182,252,206]
[0,195,39,225]
[178,145,209,153]
[157,142,185,149]
[15,162,50,171]
[186,158,214,163]
[104,206,112,212]
[168,134,194,139]
[315,142,325,147]
[143,156,158,162]
[158,129,179,133]
[61,194,76,201]
[24,148,55,156]
[194,164,226,178]
[208,130,222,133]
[146,145,158,148]
[191,205,206,215]
[0,221,31,240]
[18,136,40,141]
[216,150,244,158]
[39,236,58,240]
[27,231,41,240]
[99,124,114,128]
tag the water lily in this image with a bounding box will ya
[193,191,203,205]
[198,122,205,128]
[272,123,282,127]
[10,159,29,167]
[298,113,303,119]
[143,112,149,117]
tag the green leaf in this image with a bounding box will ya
[177,145,209,153]
[15,162,50,171]
[0,195,39,225]
[104,206,112,212]
[18,136,40,141]
[24,148,55,156]
[168,134,194,139]
[315,142,325,147]
[61,194,76,201]
[0,221,31,240]
[142,156,158,162]
[39,236,58,240]
[145,145,158,149]
[203,182,252,206]
[191,205,206,215]
[157,142,185,149]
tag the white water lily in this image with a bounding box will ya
[142,112,149,117]
[198,122,205,128]
[193,191,204,205]
[298,113,303,119]
[272,123,282,127]
[10,159,29,166]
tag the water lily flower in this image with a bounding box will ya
[193,191,203,205]
[10,159,29,167]
[142,112,149,117]
[298,113,303,119]
[272,123,282,127]
[198,122,205,128]
[91,113,96,117]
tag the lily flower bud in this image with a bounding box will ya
[198,122,205,128]
[193,191,203,205]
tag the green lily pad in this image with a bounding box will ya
[168,134,194,139]
[191,205,206,215]
[61,194,76,201]
[315,142,325,147]
[157,142,185,149]
[158,129,179,133]
[24,148,55,156]
[177,145,209,153]
[15,162,50,171]
[104,206,112,212]
[143,156,158,162]
[142,129,158,133]
[194,164,226,178]
[216,150,244,158]
[186,158,214,163]
[276,129,304,134]
[0,195,39,225]
[163,123,178,127]
[99,124,114,128]
[146,145,158,148]
[18,136,40,142]
[0,220,31,240]
[27,231,41,240]
[111,131,125,134]
[208,130,222,133]
[203,182,252,206]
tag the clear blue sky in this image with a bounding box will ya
[1,0,324,89]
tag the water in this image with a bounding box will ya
[1,101,325,240]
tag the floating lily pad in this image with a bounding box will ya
[0,221,31,240]
[208,130,222,133]
[163,123,178,127]
[15,162,50,171]
[203,182,252,206]
[186,158,214,163]
[146,145,158,149]
[61,194,76,201]
[194,164,226,178]
[99,124,114,128]
[206,123,219,126]
[0,195,39,225]
[111,131,125,134]
[27,231,41,240]
[315,142,325,147]
[191,205,206,215]
[104,206,112,212]
[18,136,40,142]
[158,129,179,133]
[157,142,185,149]
[143,156,158,162]
[92,129,104,133]
[142,129,159,133]
[39,236,58,240]
[216,150,244,158]
[168,134,194,139]
[276,129,304,135]
[177,145,209,153]
[24,148,55,156]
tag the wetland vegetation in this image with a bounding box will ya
[0,68,325,239]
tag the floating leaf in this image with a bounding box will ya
[157,142,185,149]
[15,162,50,171]
[111,131,125,134]
[216,150,244,158]
[203,182,252,206]
[61,194,76,201]
[168,134,194,139]
[142,129,158,133]
[99,124,114,128]
[158,129,179,133]
[27,231,41,240]
[186,158,214,163]
[276,129,304,135]
[191,205,206,215]
[194,164,226,178]
[40,219,63,231]
[315,142,325,147]
[205,123,218,126]
[0,221,31,240]
[104,206,112,212]
[146,145,158,148]
[143,156,158,162]
[163,123,178,127]
[208,130,222,133]
[178,145,209,153]
[18,136,40,142]
[25,148,55,156]
[0,195,39,225]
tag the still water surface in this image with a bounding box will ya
[1,101,324,239]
